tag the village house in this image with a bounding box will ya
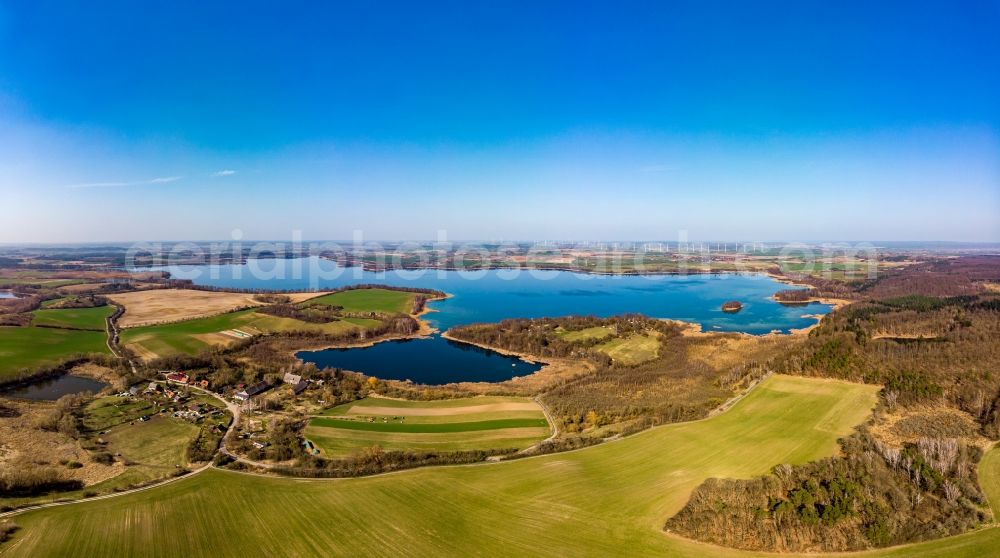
[293,379,309,396]
[165,372,190,385]
[283,372,302,385]
[234,381,272,402]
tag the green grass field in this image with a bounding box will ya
[310,416,548,433]
[307,288,421,313]
[596,332,660,365]
[104,416,198,469]
[83,397,160,432]
[31,306,114,331]
[305,396,550,457]
[4,375,900,557]
[120,309,380,359]
[556,325,614,342]
[0,326,109,378]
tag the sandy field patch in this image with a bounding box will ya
[346,402,540,416]
[285,292,331,303]
[109,289,264,327]
[126,342,159,361]
[190,332,238,346]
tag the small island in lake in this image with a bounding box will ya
[721,300,743,313]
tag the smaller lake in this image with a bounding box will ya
[0,291,19,299]
[3,374,109,400]
[298,336,542,385]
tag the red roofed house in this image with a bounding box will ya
[166,372,190,385]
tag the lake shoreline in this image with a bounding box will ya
[154,258,792,283]
[285,292,450,359]
[439,330,544,364]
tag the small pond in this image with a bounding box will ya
[3,374,109,401]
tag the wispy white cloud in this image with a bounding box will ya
[65,176,182,189]
[212,169,237,176]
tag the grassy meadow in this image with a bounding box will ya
[0,326,109,379]
[3,376,921,557]
[120,309,379,360]
[305,396,550,457]
[596,332,661,365]
[31,306,114,331]
[103,417,198,473]
[307,288,423,313]
[556,325,614,342]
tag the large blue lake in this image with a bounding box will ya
[151,257,829,384]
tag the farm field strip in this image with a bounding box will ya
[310,416,548,433]
[326,395,533,410]
[342,402,540,416]
[306,395,551,457]
[338,410,544,425]
[4,375,904,557]
[305,427,551,455]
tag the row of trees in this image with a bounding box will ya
[267,446,518,478]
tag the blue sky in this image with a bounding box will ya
[0,0,997,242]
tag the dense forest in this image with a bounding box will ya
[667,432,989,551]
[669,256,1000,551]
[778,294,1000,434]
[774,256,1000,302]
